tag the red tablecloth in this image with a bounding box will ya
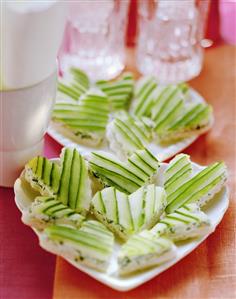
[0,135,62,299]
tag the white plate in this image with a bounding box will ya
[14,161,229,291]
[48,88,209,161]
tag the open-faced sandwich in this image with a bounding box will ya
[15,146,228,277]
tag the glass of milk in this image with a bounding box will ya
[0,1,65,186]
[0,72,57,187]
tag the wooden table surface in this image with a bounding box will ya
[52,45,236,299]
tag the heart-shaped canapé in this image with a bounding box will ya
[40,220,114,272]
[96,72,134,111]
[52,90,110,146]
[106,111,153,160]
[118,202,212,275]
[131,77,213,144]
[89,148,160,194]
[163,154,227,213]
[22,196,85,230]
[92,184,166,240]
[24,147,92,216]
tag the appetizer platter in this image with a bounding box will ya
[14,147,229,291]
[48,69,214,161]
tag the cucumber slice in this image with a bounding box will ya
[164,154,192,195]
[96,72,134,111]
[58,148,92,215]
[169,103,212,130]
[106,113,152,159]
[158,103,213,143]
[118,230,176,275]
[70,67,90,89]
[127,148,160,179]
[42,220,114,272]
[133,76,158,117]
[89,149,159,194]
[52,89,109,146]
[22,196,84,230]
[129,185,166,232]
[92,184,166,240]
[178,82,189,94]
[166,161,227,213]
[151,85,184,132]
[25,156,61,196]
[92,187,133,240]
[152,203,212,241]
[58,68,89,101]
[25,148,92,216]
[58,82,83,101]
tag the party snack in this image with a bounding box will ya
[96,72,134,110]
[25,157,61,196]
[132,76,158,117]
[53,68,214,150]
[166,161,227,213]
[132,76,189,118]
[164,154,192,195]
[17,146,228,279]
[151,85,185,133]
[106,112,152,159]
[52,89,109,146]
[22,196,85,230]
[158,103,213,143]
[25,148,92,215]
[41,220,114,272]
[58,67,89,101]
[92,185,166,240]
[118,230,176,275]
[151,204,212,241]
[131,75,212,143]
[70,67,90,89]
[89,148,160,194]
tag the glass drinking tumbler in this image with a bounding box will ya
[0,69,57,187]
[136,0,210,83]
[60,0,130,81]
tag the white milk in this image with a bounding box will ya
[0,70,57,187]
[1,1,66,89]
[0,1,66,186]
